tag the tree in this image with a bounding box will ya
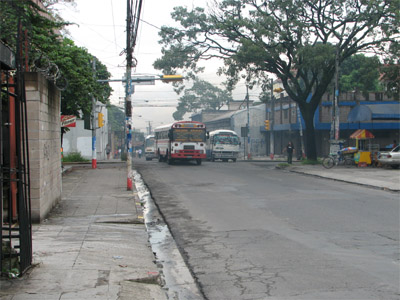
[154,0,399,160]
[339,54,382,94]
[173,79,231,120]
[0,1,112,119]
[380,62,400,100]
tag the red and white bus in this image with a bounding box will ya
[154,121,207,165]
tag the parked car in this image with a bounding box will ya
[378,145,400,168]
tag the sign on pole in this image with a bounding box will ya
[241,126,248,137]
[61,115,76,127]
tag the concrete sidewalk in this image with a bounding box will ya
[287,164,400,192]
[0,163,167,300]
[245,155,400,192]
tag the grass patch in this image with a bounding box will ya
[300,159,321,165]
[63,152,89,163]
[277,162,291,169]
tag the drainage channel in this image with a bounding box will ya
[133,171,204,300]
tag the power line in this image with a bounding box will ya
[110,0,119,53]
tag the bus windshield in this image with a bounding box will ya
[214,134,239,145]
[145,137,155,147]
[172,128,206,142]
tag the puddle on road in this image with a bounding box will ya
[133,171,203,300]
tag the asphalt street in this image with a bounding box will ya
[133,157,399,300]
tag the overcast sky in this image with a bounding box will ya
[54,0,255,132]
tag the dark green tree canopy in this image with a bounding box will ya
[173,79,232,120]
[154,0,399,159]
[339,54,382,94]
[0,1,112,118]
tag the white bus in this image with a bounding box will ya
[207,129,240,162]
[144,135,156,161]
[155,121,207,165]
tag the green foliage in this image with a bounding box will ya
[55,39,112,118]
[0,1,112,121]
[301,159,320,165]
[173,79,231,120]
[339,54,382,93]
[276,163,290,169]
[63,152,89,163]
[154,0,399,160]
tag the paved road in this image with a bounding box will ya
[133,158,399,300]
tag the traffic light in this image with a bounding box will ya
[161,75,184,82]
[98,112,105,128]
[264,120,270,130]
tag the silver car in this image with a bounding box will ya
[378,145,400,169]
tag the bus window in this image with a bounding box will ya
[173,129,206,142]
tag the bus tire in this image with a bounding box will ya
[196,159,202,165]
[167,156,174,165]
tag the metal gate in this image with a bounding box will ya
[0,35,32,277]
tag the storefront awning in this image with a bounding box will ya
[349,129,375,139]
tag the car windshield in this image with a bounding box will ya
[392,145,400,152]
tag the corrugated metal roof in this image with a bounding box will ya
[347,104,400,122]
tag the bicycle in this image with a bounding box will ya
[322,152,354,169]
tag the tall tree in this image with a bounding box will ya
[154,0,399,160]
[0,1,112,118]
[339,54,382,94]
[173,79,231,120]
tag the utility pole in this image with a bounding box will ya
[297,105,306,158]
[246,85,251,160]
[269,79,275,159]
[125,0,133,190]
[334,46,340,140]
[91,60,97,169]
[329,45,341,155]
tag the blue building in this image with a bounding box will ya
[262,92,399,156]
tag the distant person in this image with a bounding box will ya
[283,141,295,164]
[106,144,111,160]
[392,140,398,149]
[138,149,142,158]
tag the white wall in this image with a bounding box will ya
[62,103,109,160]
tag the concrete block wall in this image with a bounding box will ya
[25,72,62,223]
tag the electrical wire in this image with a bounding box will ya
[110,0,119,53]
